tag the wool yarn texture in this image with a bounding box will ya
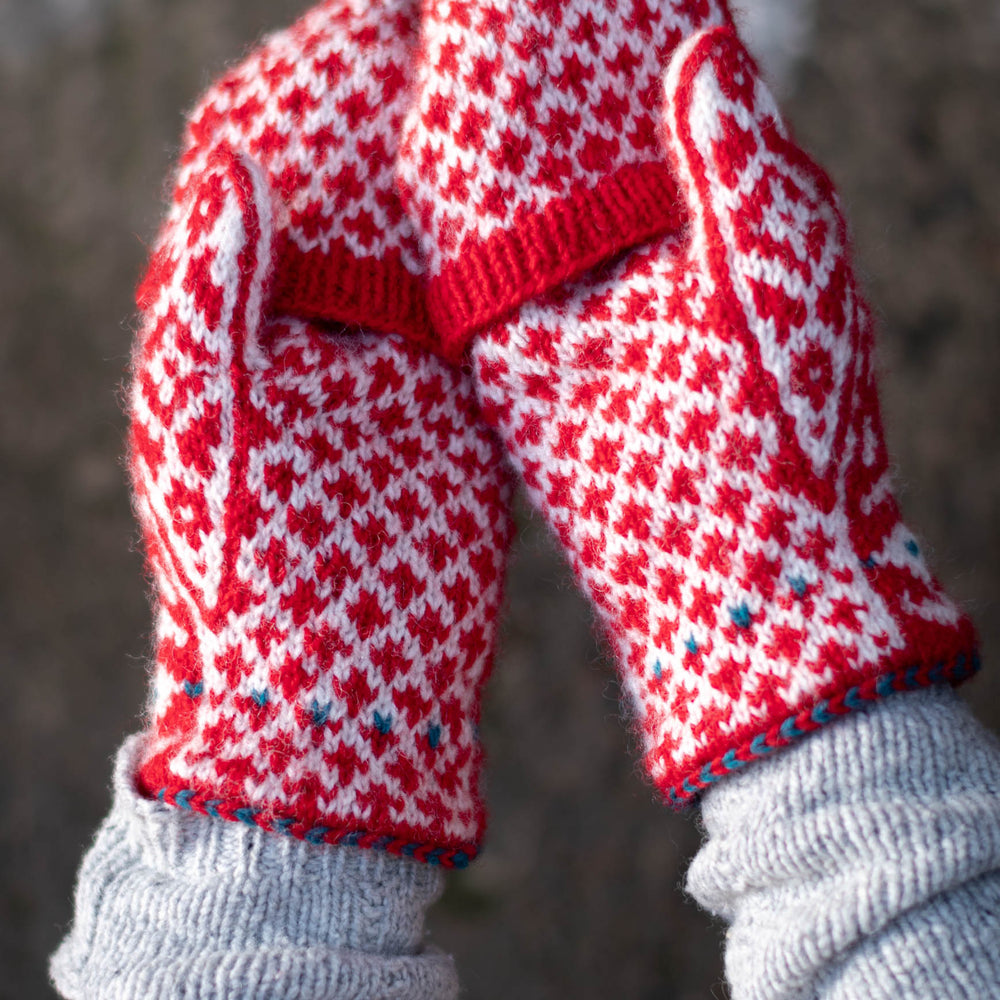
[129,0,514,866]
[398,0,732,356]
[398,19,978,805]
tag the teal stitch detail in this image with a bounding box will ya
[699,763,721,783]
[305,826,330,845]
[251,688,269,708]
[812,703,835,725]
[428,724,441,749]
[779,716,801,740]
[205,799,223,818]
[653,659,664,680]
[183,680,203,698]
[844,687,865,710]
[310,700,332,727]
[729,603,753,629]
[905,539,920,557]
[788,576,808,598]
[235,807,260,826]
[374,711,392,735]
[684,636,699,654]
[175,789,195,810]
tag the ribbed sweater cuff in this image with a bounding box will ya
[686,686,1000,1000]
[50,735,458,1000]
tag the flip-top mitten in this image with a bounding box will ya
[52,5,515,995]
[125,0,514,864]
[399,12,978,805]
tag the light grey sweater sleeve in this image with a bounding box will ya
[49,735,458,1000]
[686,686,1000,1000]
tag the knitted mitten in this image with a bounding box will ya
[129,0,513,866]
[398,0,733,356]
[399,20,978,805]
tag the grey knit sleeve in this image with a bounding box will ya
[49,736,458,1000]
[686,685,1000,1000]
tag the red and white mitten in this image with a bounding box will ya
[402,21,979,804]
[398,0,732,355]
[128,0,513,866]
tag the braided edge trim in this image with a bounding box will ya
[666,648,982,807]
[151,788,477,869]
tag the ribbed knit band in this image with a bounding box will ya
[686,686,1000,1000]
[50,737,459,1000]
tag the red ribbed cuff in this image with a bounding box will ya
[426,160,686,363]
[270,237,436,351]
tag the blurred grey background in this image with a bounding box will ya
[1,1,998,997]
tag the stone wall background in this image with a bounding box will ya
[2,2,998,997]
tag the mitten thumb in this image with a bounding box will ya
[129,149,276,616]
[136,147,275,371]
[662,26,794,274]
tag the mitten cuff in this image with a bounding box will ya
[50,736,458,1000]
[664,639,980,807]
[425,162,685,361]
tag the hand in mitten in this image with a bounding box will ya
[130,145,512,864]
[402,20,978,805]
[52,5,515,995]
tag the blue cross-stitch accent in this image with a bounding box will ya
[272,817,295,835]
[905,539,920,557]
[788,576,808,598]
[183,680,203,699]
[235,806,260,826]
[428,724,441,749]
[684,636,699,654]
[310,700,332,727]
[374,711,392,735]
[175,789,196,810]
[653,659,664,680]
[862,556,877,569]
[305,826,330,845]
[251,688,269,708]
[729,603,753,629]
[205,799,223,819]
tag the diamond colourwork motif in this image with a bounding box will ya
[470,27,977,803]
[131,150,513,859]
